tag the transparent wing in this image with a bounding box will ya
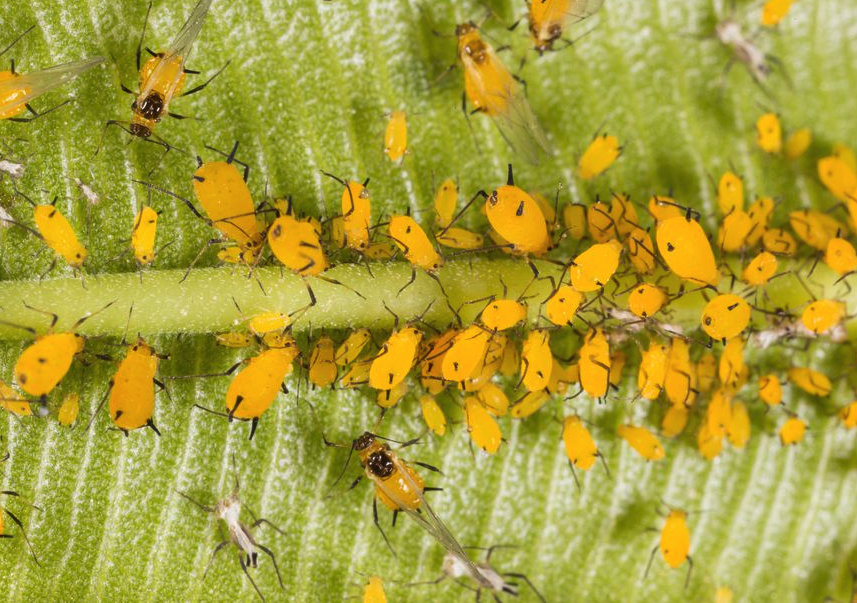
[492,89,551,166]
[0,56,104,109]
[164,0,214,61]
[567,0,605,23]
[370,455,493,589]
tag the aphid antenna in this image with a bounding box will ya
[203,141,250,181]
[437,189,488,239]
[0,25,35,63]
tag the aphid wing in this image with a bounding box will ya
[0,56,105,108]
[371,456,493,589]
[567,0,605,23]
[491,88,551,165]
[166,0,214,59]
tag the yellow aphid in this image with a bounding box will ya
[758,375,783,406]
[657,213,720,286]
[268,210,329,277]
[700,294,752,342]
[57,392,79,426]
[696,352,717,393]
[698,421,723,461]
[131,205,158,267]
[33,203,88,269]
[638,342,669,401]
[579,328,611,398]
[662,405,690,438]
[364,241,397,261]
[617,424,665,461]
[384,110,407,162]
[377,379,408,409]
[389,215,443,273]
[460,334,506,392]
[578,133,621,180]
[626,227,658,274]
[362,576,387,603]
[546,360,577,395]
[370,327,422,391]
[756,113,782,154]
[586,198,617,243]
[436,227,484,250]
[706,389,732,439]
[420,395,447,436]
[308,337,337,389]
[779,416,806,446]
[726,402,750,448]
[762,0,796,26]
[838,401,857,429]
[340,359,372,388]
[0,380,31,417]
[787,367,832,396]
[718,172,744,214]
[563,203,588,240]
[528,0,605,53]
[801,299,845,335]
[464,397,502,454]
[335,178,372,252]
[247,312,290,336]
[656,510,691,571]
[456,22,549,163]
[762,228,798,256]
[485,166,550,255]
[834,143,857,172]
[825,237,857,276]
[335,328,371,366]
[648,195,683,223]
[433,179,458,228]
[717,209,753,252]
[628,283,669,319]
[665,338,697,408]
[15,331,84,398]
[215,331,254,348]
[818,155,857,202]
[609,350,626,387]
[476,382,510,417]
[561,415,600,487]
[718,337,747,391]
[716,586,734,603]
[784,127,812,160]
[510,390,550,419]
[789,209,844,251]
[420,329,458,395]
[569,240,622,292]
[545,285,585,326]
[746,196,775,246]
[531,191,558,227]
[500,338,519,377]
[520,330,553,391]
[442,325,492,383]
[481,299,527,331]
[106,338,161,436]
[608,192,639,238]
[742,251,778,285]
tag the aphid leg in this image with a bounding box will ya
[237,550,266,602]
[372,498,397,557]
[9,101,71,123]
[3,508,39,565]
[180,59,232,98]
[412,461,443,474]
[684,555,694,590]
[568,460,581,492]
[256,543,285,589]
[176,489,215,513]
[503,572,547,603]
[146,418,161,436]
[134,2,153,71]
[85,382,114,432]
[398,267,417,296]
[643,544,658,580]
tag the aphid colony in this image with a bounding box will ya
[0,0,847,600]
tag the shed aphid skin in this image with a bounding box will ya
[761,0,796,27]
[755,112,782,154]
[315,423,493,590]
[0,457,41,565]
[1,301,115,399]
[715,17,776,88]
[57,393,80,427]
[0,26,104,122]
[177,466,285,602]
[104,0,228,149]
[577,132,622,180]
[384,110,407,162]
[617,424,665,461]
[321,171,372,253]
[524,0,605,54]
[644,507,693,589]
[455,20,550,164]
[335,328,372,366]
[656,206,720,286]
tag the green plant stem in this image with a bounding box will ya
[0,259,851,339]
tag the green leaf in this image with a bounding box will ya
[1,1,857,602]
